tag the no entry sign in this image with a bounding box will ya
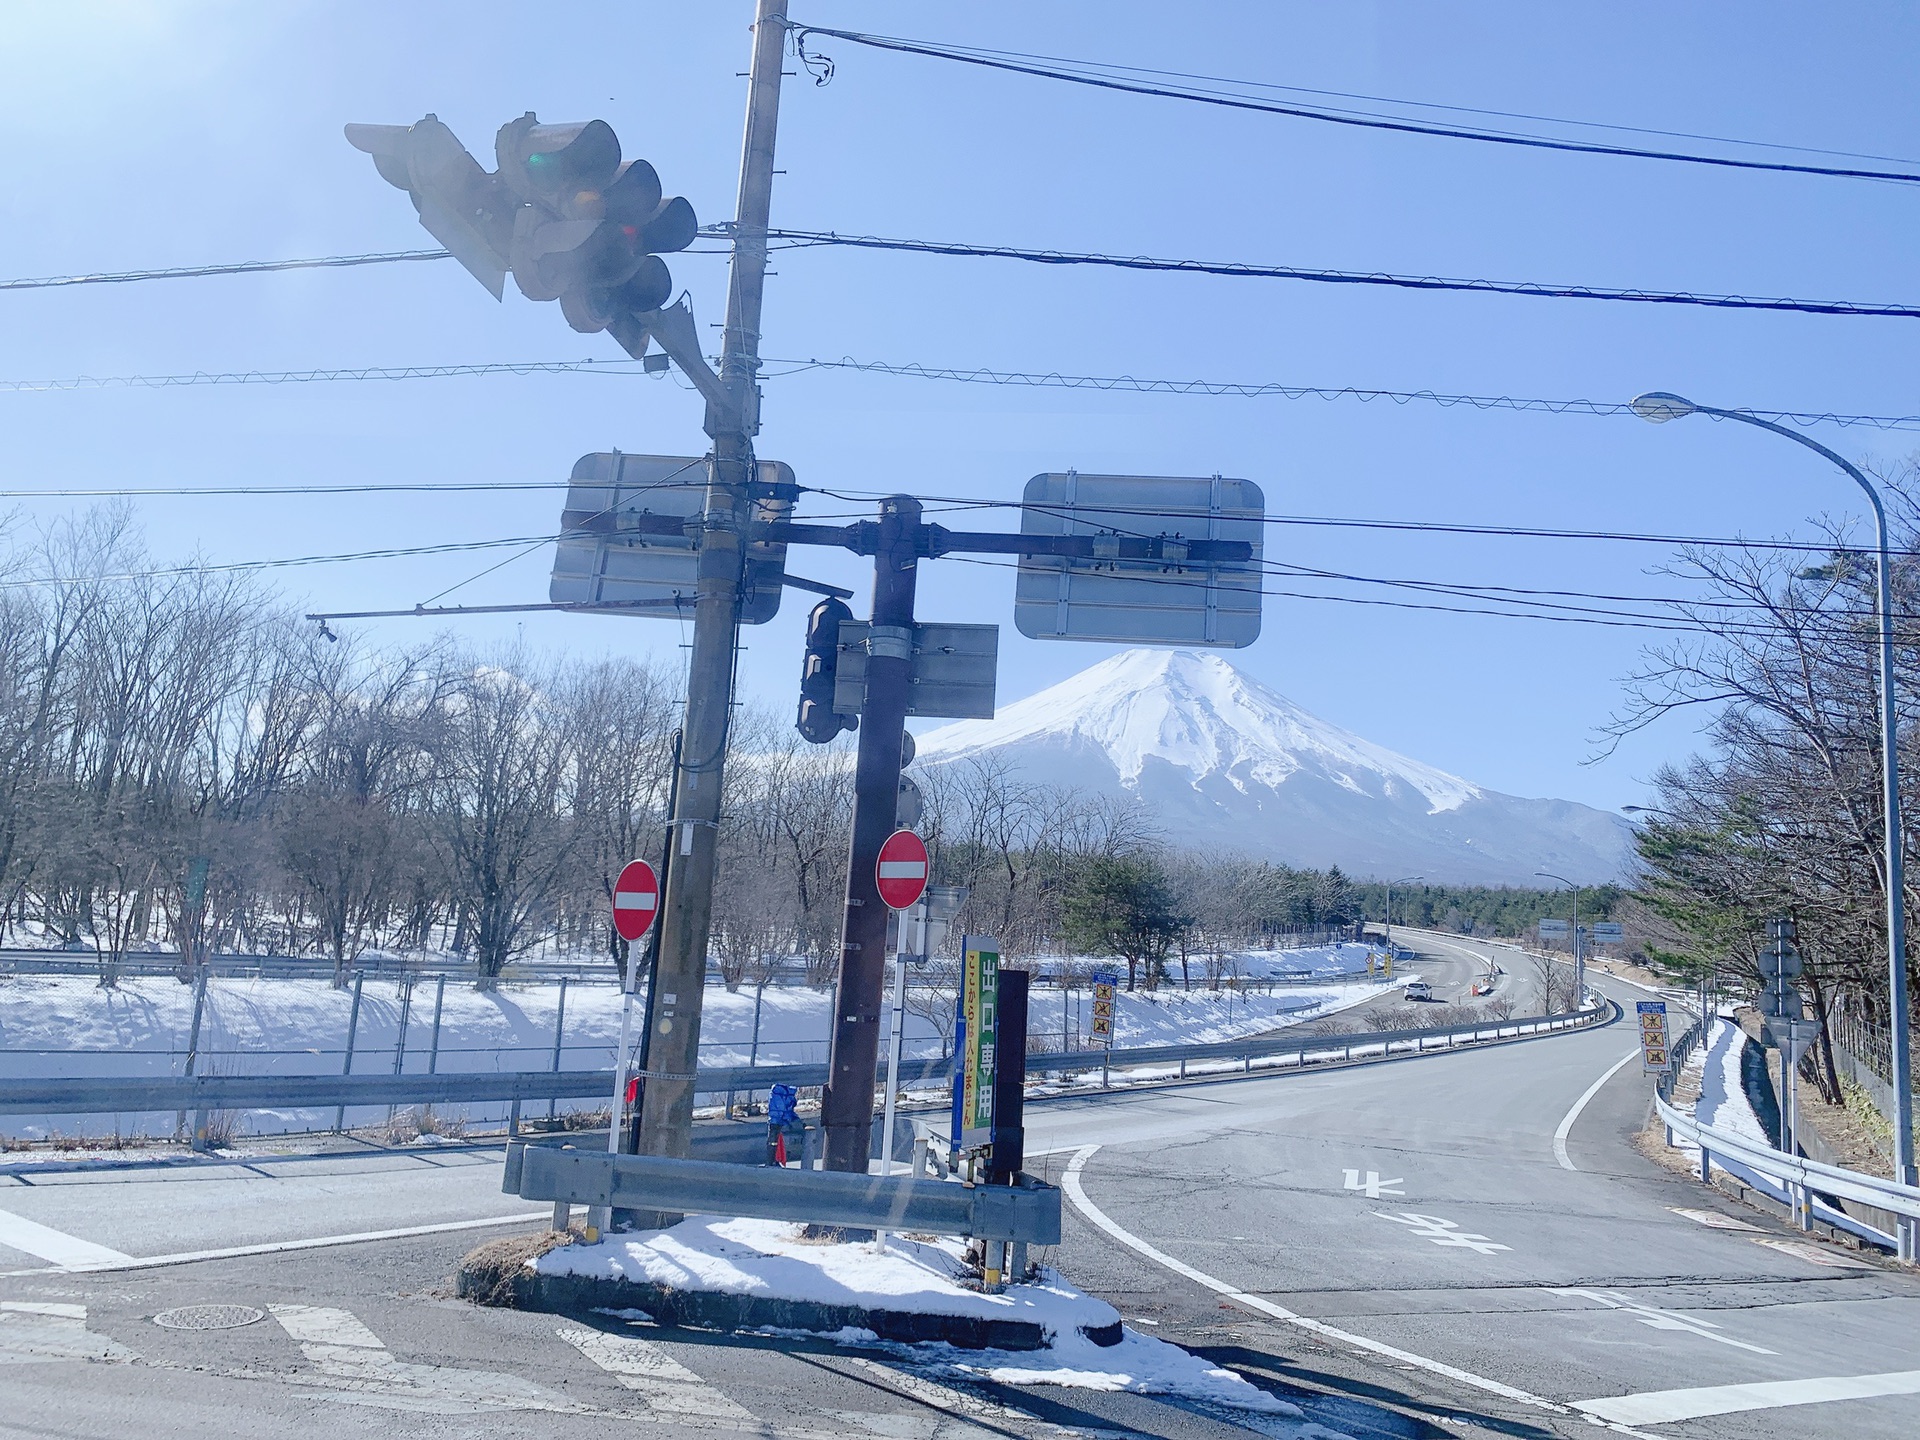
[612,859,660,943]
[875,829,929,911]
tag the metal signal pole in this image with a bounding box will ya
[821,495,923,1171]
[639,0,788,1161]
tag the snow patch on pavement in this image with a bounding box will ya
[545,1216,1296,1418]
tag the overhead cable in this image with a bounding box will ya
[788,23,1920,187]
[758,228,1920,320]
[765,357,1920,433]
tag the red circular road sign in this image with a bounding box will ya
[612,859,660,943]
[875,829,930,911]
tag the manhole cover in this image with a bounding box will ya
[152,1304,266,1331]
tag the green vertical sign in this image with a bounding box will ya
[961,937,1000,1147]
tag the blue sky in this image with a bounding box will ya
[4,2,1918,812]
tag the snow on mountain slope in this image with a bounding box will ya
[915,649,1633,886]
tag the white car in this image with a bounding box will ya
[1403,979,1435,1001]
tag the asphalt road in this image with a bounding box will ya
[3,954,1915,1439]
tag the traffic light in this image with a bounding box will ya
[346,112,697,357]
[797,598,859,744]
[345,115,516,297]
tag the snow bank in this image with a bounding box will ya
[544,1217,1293,1416]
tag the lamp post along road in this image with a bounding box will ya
[1383,875,1422,960]
[1635,391,1916,1259]
[1536,871,1584,1008]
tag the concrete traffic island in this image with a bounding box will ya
[456,1215,1125,1352]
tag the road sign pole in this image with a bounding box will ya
[638,0,787,1165]
[823,496,923,1172]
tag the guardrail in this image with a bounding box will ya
[0,995,1611,1128]
[1654,1084,1920,1251]
[503,1144,1062,1246]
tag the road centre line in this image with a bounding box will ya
[1554,1048,1640,1171]
[0,1210,549,1277]
[1060,1145,1590,1421]
[0,1206,132,1267]
[1576,1369,1920,1426]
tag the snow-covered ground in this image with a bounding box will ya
[540,1217,1307,1420]
[0,948,1400,1140]
[1679,1013,1892,1247]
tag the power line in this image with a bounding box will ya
[14,350,1920,437]
[759,228,1920,321]
[0,534,559,591]
[875,37,1920,169]
[0,249,453,291]
[790,23,1920,187]
[13,230,1917,322]
[0,238,732,293]
[0,358,650,392]
[766,356,1920,433]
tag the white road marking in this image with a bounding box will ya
[1577,1368,1920,1425]
[0,1210,548,1277]
[0,1300,137,1364]
[1668,1207,1759,1232]
[1749,1236,1862,1268]
[1554,1047,1640,1171]
[271,1304,384,1348]
[268,1303,588,1414]
[0,1207,133,1267]
[1058,1146,1609,1425]
[1548,1288,1775,1355]
[558,1325,760,1424]
[1374,1211,1511,1254]
[1342,1169,1405,1198]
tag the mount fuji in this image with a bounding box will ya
[913,649,1634,886]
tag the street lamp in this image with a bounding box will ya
[1536,869,1585,1008]
[1384,875,1423,957]
[1635,390,1915,1255]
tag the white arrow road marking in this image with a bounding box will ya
[1549,1288,1776,1355]
[1055,1146,1642,1431]
[1577,1369,1920,1426]
[268,1304,587,1414]
[557,1325,760,1425]
[0,1301,136,1364]
[1374,1212,1512,1255]
[1342,1169,1406,1198]
[0,1207,132,1268]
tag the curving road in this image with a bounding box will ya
[3,957,1917,1438]
[1036,963,1920,1437]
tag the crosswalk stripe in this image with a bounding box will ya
[558,1325,761,1424]
[1577,1369,1920,1425]
[0,1300,136,1364]
[0,1207,133,1268]
[268,1304,587,1414]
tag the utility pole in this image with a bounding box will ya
[638,0,788,1159]
[821,495,922,1171]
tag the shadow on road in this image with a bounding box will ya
[1192,1343,1558,1440]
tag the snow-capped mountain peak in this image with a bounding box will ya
[913,649,1632,886]
[917,648,1482,815]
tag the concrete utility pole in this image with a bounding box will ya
[821,495,923,1171]
[639,0,788,1159]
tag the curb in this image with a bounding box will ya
[455,1235,1122,1352]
